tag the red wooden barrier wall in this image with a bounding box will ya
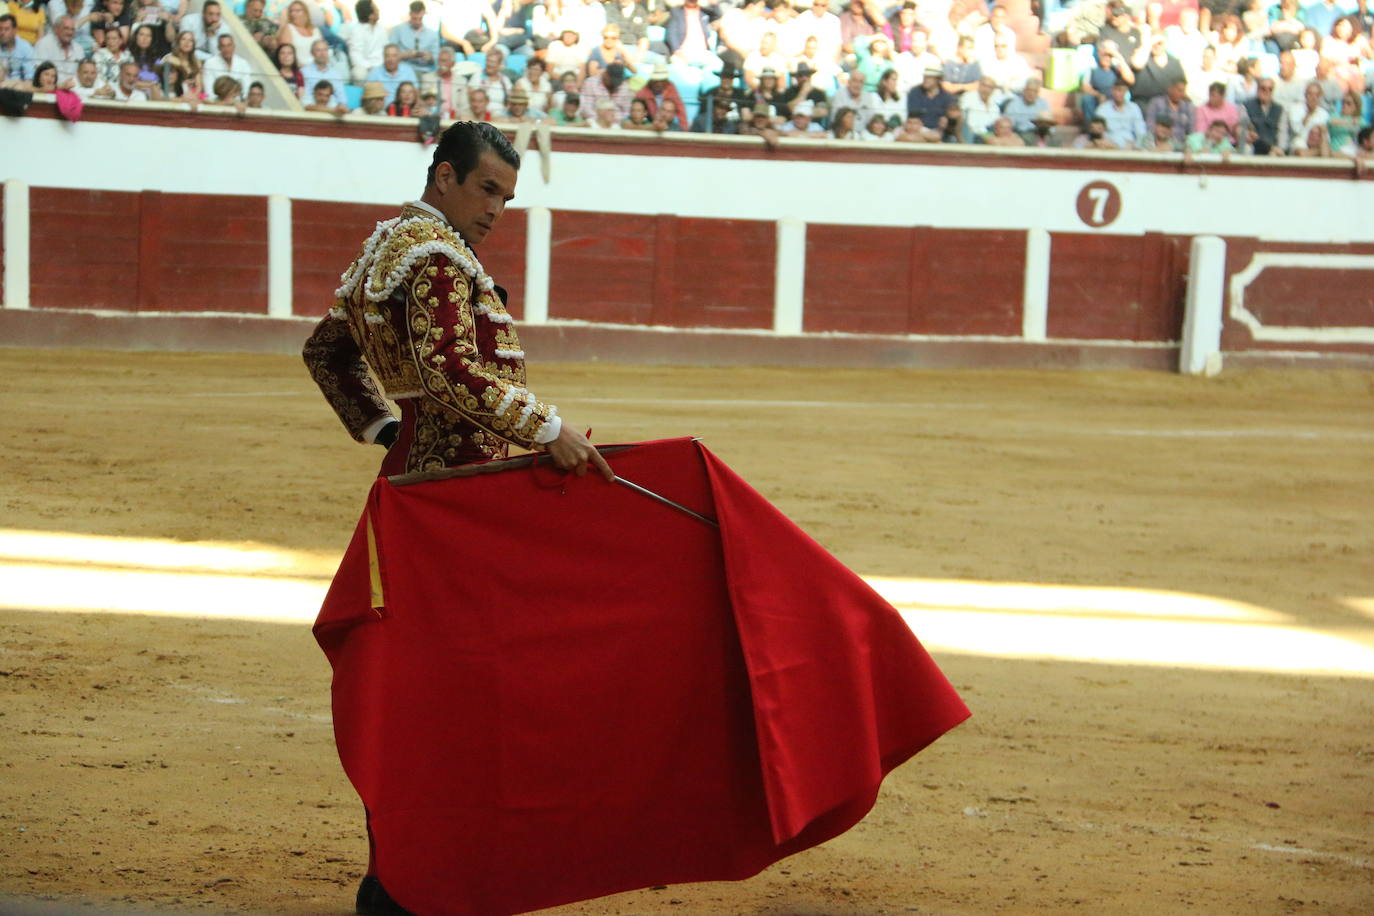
[803,226,1024,336]
[1221,239,1374,355]
[549,210,773,329]
[479,207,527,320]
[292,200,398,317]
[30,189,267,313]
[1046,232,1187,341]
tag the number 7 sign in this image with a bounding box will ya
[1076,181,1122,228]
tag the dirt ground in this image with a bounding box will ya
[1,349,1372,916]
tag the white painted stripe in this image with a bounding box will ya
[2,180,30,310]
[1021,228,1049,342]
[1103,428,1374,440]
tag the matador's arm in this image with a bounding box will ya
[302,312,395,443]
[403,255,559,449]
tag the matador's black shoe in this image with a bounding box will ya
[356,875,416,915]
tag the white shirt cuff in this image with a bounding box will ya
[362,414,398,444]
[534,413,562,445]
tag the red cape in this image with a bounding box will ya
[315,437,969,915]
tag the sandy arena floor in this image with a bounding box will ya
[0,349,1372,915]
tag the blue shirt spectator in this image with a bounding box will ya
[906,70,954,129]
[388,1,439,73]
[1002,79,1050,132]
[1299,0,1352,38]
[301,52,348,105]
[367,44,419,99]
[0,15,36,80]
[1099,83,1147,147]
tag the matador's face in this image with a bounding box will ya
[435,151,517,247]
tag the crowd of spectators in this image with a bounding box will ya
[2,0,1371,157]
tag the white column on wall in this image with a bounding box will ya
[267,195,292,318]
[773,218,806,335]
[1180,235,1227,375]
[3,180,31,310]
[1021,228,1050,341]
[524,206,551,324]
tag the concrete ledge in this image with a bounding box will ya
[0,308,1186,370]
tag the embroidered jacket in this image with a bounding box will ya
[303,204,558,472]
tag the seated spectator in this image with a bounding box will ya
[861,110,896,140]
[160,29,202,99]
[1141,112,1184,150]
[1073,116,1118,148]
[128,0,174,59]
[1326,89,1362,155]
[690,91,739,133]
[72,57,111,98]
[779,62,829,115]
[1292,27,1320,79]
[938,102,963,142]
[502,86,543,120]
[368,43,419,101]
[1212,15,1254,75]
[620,94,652,128]
[941,34,980,97]
[578,59,629,120]
[1267,0,1304,55]
[468,85,493,121]
[1288,79,1331,144]
[347,0,387,83]
[1354,126,1373,162]
[301,38,345,104]
[1185,117,1237,155]
[273,42,305,98]
[1132,32,1186,108]
[127,22,161,86]
[859,66,905,126]
[1099,79,1147,146]
[241,0,279,54]
[587,22,637,79]
[831,105,859,138]
[8,0,46,46]
[667,0,722,71]
[1240,78,1291,154]
[883,1,920,55]
[1298,0,1346,44]
[892,26,939,89]
[960,75,1001,140]
[88,0,132,50]
[304,77,348,114]
[893,111,938,141]
[907,65,953,129]
[840,0,882,60]
[353,79,387,116]
[1321,17,1367,92]
[1311,55,1344,108]
[743,28,787,88]
[1185,44,1225,105]
[514,55,553,112]
[1270,49,1307,110]
[389,0,438,72]
[204,34,252,98]
[90,21,128,85]
[469,44,512,110]
[440,0,495,56]
[33,14,82,84]
[793,35,845,92]
[781,98,825,135]
[982,34,1034,94]
[181,0,229,61]
[984,114,1026,146]
[0,13,36,81]
[831,67,866,113]
[21,57,57,90]
[551,90,585,125]
[548,68,579,111]
[973,3,1017,65]
[855,33,897,89]
[592,95,620,128]
[112,58,154,100]
[387,79,418,115]
[635,61,687,129]
[604,0,652,63]
[1081,39,1130,124]
[1145,79,1195,146]
[1193,79,1240,140]
[206,73,245,110]
[279,0,323,67]
[1165,7,1206,70]
[652,97,683,131]
[1002,77,1050,140]
[544,28,587,82]
[246,80,266,108]
[432,47,472,120]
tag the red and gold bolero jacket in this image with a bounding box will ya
[303,204,558,473]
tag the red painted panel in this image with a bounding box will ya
[805,226,1024,336]
[666,216,774,330]
[803,225,910,335]
[479,207,526,320]
[1046,232,1183,341]
[293,200,401,317]
[549,210,658,325]
[152,193,268,314]
[30,188,141,310]
[1221,238,1374,354]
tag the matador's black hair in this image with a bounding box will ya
[426,122,520,187]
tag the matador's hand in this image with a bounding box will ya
[544,424,615,482]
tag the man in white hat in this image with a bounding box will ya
[633,61,688,130]
[742,28,788,88]
[781,98,825,135]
